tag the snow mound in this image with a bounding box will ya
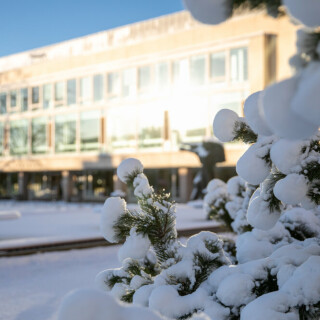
[243,91,272,136]
[213,109,239,142]
[117,158,144,183]
[100,197,126,243]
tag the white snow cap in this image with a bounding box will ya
[58,289,120,320]
[236,144,270,185]
[291,62,320,128]
[273,174,308,205]
[133,173,153,198]
[206,178,226,193]
[118,229,151,262]
[183,0,231,25]
[283,0,320,28]
[100,197,126,243]
[117,158,144,184]
[149,285,207,319]
[243,91,272,136]
[247,189,281,230]
[227,176,245,196]
[241,292,297,320]
[216,273,255,307]
[262,77,318,139]
[58,289,164,320]
[213,109,240,142]
[270,139,305,174]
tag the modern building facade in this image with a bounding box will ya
[0,10,297,202]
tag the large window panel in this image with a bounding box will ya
[210,51,226,81]
[10,119,28,155]
[170,96,208,144]
[107,106,137,150]
[107,72,121,98]
[55,114,77,153]
[32,86,40,105]
[43,84,53,109]
[210,91,247,121]
[21,88,28,111]
[93,74,104,102]
[138,104,163,149]
[155,62,169,88]
[80,77,92,105]
[55,81,65,107]
[122,68,136,97]
[80,110,100,151]
[10,90,18,110]
[32,117,47,154]
[0,93,6,114]
[172,59,189,86]
[67,79,77,106]
[138,66,152,92]
[190,55,206,86]
[230,47,248,82]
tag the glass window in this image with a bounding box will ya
[80,77,92,105]
[55,81,65,107]
[138,104,163,149]
[210,51,226,81]
[155,62,169,88]
[230,47,248,82]
[32,117,47,154]
[172,59,189,85]
[43,84,52,109]
[107,106,137,150]
[80,110,100,151]
[10,90,18,108]
[93,74,104,102]
[0,122,4,155]
[21,88,28,111]
[138,66,152,91]
[122,68,136,97]
[209,91,247,120]
[67,79,77,106]
[0,93,6,114]
[55,114,77,153]
[10,119,28,155]
[170,96,208,144]
[107,72,121,97]
[32,87,40,104]
[190,55,206,86]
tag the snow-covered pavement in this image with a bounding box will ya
[0,246,120,320]
[0,200,219,249]
[0,200,222,320]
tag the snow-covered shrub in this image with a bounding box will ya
[203,176,253,234]
[59,1,320,319]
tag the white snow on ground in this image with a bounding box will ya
[0,246,121,320]
[0,200,219,249]
[0,200,221,320]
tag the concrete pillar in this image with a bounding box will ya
[18,172,28,200]
[61,171,72,202]
[178,168,193,203]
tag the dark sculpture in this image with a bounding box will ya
[180,140,225,200]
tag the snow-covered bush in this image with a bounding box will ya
[59,1,320,319]
[203,176,253,234]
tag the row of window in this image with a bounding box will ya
[0,89,247,157]
[0,47,248,114]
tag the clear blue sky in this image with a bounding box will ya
[0,0,184,57]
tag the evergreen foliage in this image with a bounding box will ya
[232,121,258,144]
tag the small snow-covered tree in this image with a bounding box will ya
[203,176,253,234]
[59,1,320,319]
